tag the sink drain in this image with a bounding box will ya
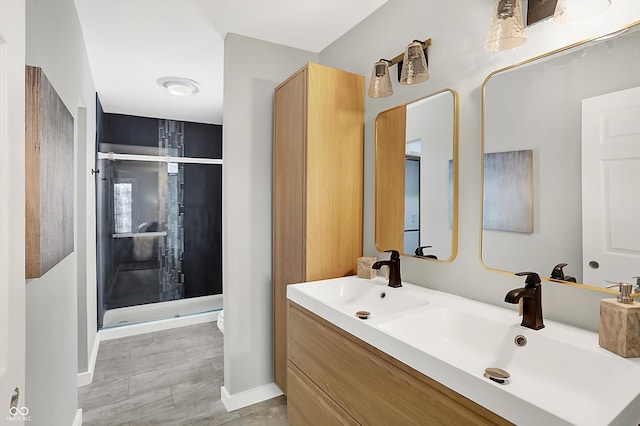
[514,335,527,347]
[355,310,371,320]
[484,367,510,385]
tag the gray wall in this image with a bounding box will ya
[222,33,317,396]
[25,0,97,423]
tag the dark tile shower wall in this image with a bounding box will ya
[96,108,223,327]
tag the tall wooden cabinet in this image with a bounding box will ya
[273,62,364,392]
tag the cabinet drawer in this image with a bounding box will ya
[288,361,359,425]
[288,302,511,425]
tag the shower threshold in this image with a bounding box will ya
[102,294,222,328]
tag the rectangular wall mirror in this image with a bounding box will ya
[482,22,640,293]
[375,89,458,261]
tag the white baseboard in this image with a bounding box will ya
[78,333,101,387]
[100,310,219,341]
[72,409,82,426]
[220,383,283,412]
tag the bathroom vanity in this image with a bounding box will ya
[287,276,640,425]
[287,301,509,425]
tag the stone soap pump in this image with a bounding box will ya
[599,282,640,358]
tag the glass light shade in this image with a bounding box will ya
[368,61,393,98]
[554,0,612,23]
[485,0,526,51]
[399,42,429,85]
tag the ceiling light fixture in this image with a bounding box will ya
[367,39,431,99]
[157,77,200,96]
[553,0,612,23]
[485,0,526,51]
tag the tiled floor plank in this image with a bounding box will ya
[79,322,287,425]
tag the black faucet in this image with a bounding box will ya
[504,272,544,330]
[550,263,576,283]
[414,245,437,259]
[372,250,402,288]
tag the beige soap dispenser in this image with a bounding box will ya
[598,282,640,358]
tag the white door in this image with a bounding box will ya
[0,1,26,425]
[582,86,640,288]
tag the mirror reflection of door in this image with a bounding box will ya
[582,86,640,287]
[404,154,420,254]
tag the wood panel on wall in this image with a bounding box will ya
[25,65,74,278]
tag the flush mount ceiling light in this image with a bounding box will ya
[554,0,612,23]
[157,77,200,96]
[367,39,431,99]
[485,0,526,51]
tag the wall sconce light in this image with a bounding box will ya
[485,0,526,51]
[553,0,612,23]
[367,39,431,99]
[368,60,393,98]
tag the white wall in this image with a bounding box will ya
[222,33,317,399]
[25,0,96,423]
[319,0,640,331]
[0,0,26,423]
[405,92,455,260]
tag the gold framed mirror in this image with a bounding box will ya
[481,22,640,295]
[375,89,459,261]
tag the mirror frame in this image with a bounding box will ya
[375,89,459,262]
[480,22,640,296]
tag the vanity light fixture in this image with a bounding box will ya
[400,41,429,85]
[367,39,431,99]
[485,0,526,51]
[368,60,393,98]
[157,77,200,96]
[553,0,612,23]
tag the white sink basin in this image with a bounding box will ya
[378,307,640,426]
[288,276,640,426]
[287,276,428,321]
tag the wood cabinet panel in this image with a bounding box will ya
[287,361,359,426]
[273,68,307,390]
[288,302,512,426]
[273,63,364,392]
[305,63,364,282]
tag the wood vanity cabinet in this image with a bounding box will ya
[273,62,364,392]
[287,302,513,425]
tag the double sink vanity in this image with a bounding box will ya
[286,274,640,425]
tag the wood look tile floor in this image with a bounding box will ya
[79,322,288,425]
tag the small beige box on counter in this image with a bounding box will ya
[357,256,377,279]
[599,299,640,358]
